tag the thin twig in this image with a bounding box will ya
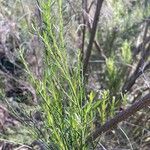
[87,1,95,13]
[81,0,88,62]
[83,0,104,75]
[122,42,150,93]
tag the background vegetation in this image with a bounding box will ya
[0,0,149,149]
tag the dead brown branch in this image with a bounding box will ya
[122,42,150,93]
[86,93,150,143]
[122,20,150,93]
[83,0,104,75]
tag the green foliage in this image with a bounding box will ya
[18,1,120,149]
[98,90,109,124]
[19,1,110,149]
[121,40,132,64]
[106,57,121,94]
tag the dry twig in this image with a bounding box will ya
[83,0,104,74]
[86,93,150,143]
